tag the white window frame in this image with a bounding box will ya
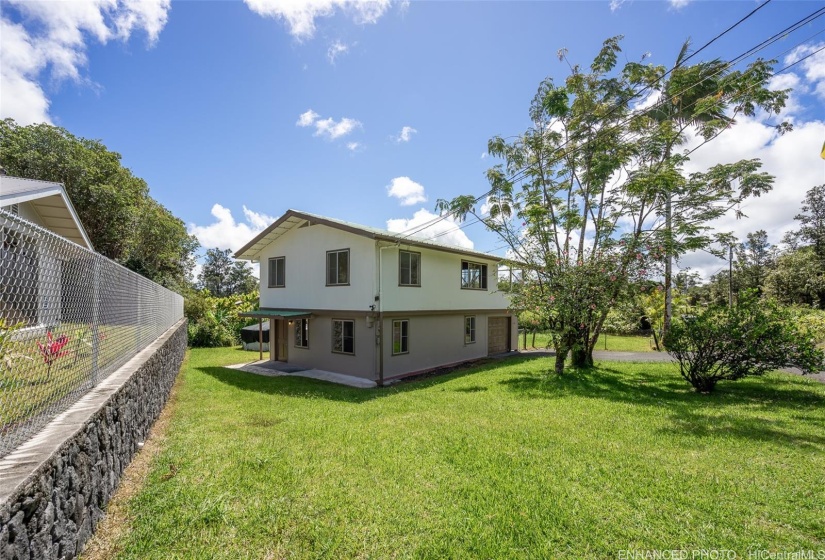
[398,250,421,287]
[332,318,355,354]
[464,316,476,344]
[392,319,409,355]
[326,249,350,286]
[461,260,488,290]
[294,318,309,348]
[268,256,285,288]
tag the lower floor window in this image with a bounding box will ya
[294,318,309,348]
[465,316,476,344]
[332,319,354,354]
[392,319,409,355]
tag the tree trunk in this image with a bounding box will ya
[663,149,673,345]
[554,348,567,375]
[571,346,594,368]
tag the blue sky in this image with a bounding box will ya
[2,0,824,279]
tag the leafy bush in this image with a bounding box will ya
[184,289,259,347]
[664,295,825,393]
[188,317,236,348]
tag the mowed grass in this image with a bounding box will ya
[520,331,655,352]
[110,347,825,559]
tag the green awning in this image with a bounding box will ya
[238,310,312,319]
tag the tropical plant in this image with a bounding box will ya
[664,294,825,393]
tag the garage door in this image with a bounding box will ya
[487,317,510,355]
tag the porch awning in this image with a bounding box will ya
[238,310,312,319]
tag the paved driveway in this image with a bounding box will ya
[519,349,825,383]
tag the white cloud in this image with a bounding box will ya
[394,125,417,142]
[315,116,361,139]
[387,208,474,249]
[346,141,362,151]
[188,203,277,252]
[386,176,427,206]
[669,0,691,9]
[480,152,488,159]
[676,115,825,279]
[296,108,362,140]
[0,0,170,125]
[785,42,825,100]
[609,0,628,12]
[243,0,391,40]
[327,40,349,64]
[296,109,320,127]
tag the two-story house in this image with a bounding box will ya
[234,210,517,384]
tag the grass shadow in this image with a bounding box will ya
[197,358,500,404]
[498,355,825,447]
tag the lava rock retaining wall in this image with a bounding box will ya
[0,319,187,560]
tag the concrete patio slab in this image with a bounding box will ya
[226,361,377,388]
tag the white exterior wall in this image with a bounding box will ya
[379,246,508,312]
[257,224,376,312]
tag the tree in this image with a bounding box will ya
[437,37,787,373]
[227,261,257,295]
[764,247,825,307]
[199,249,234,297]
[781,184,825,308]
[734,230,774,296]
[647,41,736,342]
[665,294,825,393]
[0,119,199,290]
[124,199,200,293]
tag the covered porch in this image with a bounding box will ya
[237,309,312,363]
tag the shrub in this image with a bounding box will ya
[664,295,825,393]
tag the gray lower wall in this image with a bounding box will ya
[0,319,187,560]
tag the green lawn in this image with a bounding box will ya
[520,331,655,352]
[109,347,825,558]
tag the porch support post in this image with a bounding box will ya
[259,318,263,361]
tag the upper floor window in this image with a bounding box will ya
[461,260,488,290]
[294,318,309,348]
[268,256,285,288]
[399,250,421,287]
[327,249,350,286]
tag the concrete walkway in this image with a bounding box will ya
[519,349,825,383]
[226,360,377,388]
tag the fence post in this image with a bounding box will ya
[91,255,100,383]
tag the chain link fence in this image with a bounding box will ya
[0,209,184,458]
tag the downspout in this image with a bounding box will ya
[377,242,397,387]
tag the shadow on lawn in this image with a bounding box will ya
[500,356,825,448]
[197,359,498,404]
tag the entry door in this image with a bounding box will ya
[277,319,289,362]
[487,317,510,355]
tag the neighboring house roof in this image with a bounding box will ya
[234,209,502,262]
[0,175,94,250]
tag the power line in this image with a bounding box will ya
[398,2,820,243]
[407,7,824,247]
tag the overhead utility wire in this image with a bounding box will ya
[395,0,799,242]
[417,25,825,250]
[394,0,777,241]
[405,7,824,246]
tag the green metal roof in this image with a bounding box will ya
[238,310,312,319]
